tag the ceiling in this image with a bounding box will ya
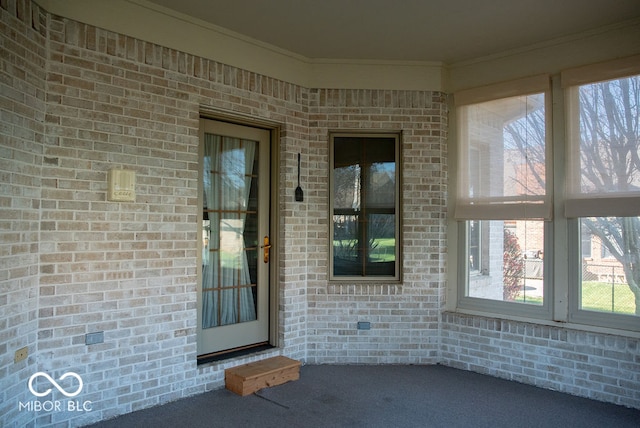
[144,0,640,64]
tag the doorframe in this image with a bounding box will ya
[198,109,281,354]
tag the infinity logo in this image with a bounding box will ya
[28,372,83,398]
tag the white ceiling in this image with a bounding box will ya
[144,0,640,64]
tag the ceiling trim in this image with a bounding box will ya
[448,18,640,92]
[32,0,640,93]
[34,0,309,86]
[34,0,446,91]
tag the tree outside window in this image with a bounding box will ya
[508,75,640,317]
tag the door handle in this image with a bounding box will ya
[261,235,272,263]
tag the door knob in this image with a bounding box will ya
[261,235,272,263]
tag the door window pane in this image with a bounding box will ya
[202,134,258,328]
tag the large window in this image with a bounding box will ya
[565,71,640,331]
[455,76,551,317]
[453,59,640,332]
[330,133,400,281]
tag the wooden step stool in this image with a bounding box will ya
[225,356,301,396]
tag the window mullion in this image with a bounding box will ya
[360,143,367,275]
[551,74,569,322]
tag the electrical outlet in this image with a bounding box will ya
[85,331,104,345]
[14,347,28,363]
[357,321,371,330]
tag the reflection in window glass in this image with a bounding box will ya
[332,135,398,278]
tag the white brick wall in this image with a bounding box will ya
[1,2,638,427]
[0,2,47,427]
[37,10,313,427]
[442,313,640,408]
[305,89,448,364]
[1,2,310,425]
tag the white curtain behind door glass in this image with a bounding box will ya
[202,134,257,328]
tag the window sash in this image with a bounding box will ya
[562,62,640,329]
[567,219,639,331]
[456,221,552,319]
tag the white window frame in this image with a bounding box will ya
[563,56,640,332]
[453,75,553,320]
[449,57,640,335]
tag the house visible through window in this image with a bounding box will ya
[468,220,481,273]
[581,227,592,258]
[330,133,400,281]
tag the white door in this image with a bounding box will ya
[197,119,271,356]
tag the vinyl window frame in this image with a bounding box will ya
[562,56,640,332]
[450,56,640,334]
[453,75,553,320]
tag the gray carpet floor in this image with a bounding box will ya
[87,365,640,428]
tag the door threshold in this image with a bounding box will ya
[197,342,274,365]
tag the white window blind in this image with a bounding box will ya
[455,75,552,220]
[563,56,640,218]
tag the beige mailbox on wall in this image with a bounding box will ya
[107,169,136,202]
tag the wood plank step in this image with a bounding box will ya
[225,356,301,396]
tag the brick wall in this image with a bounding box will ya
[305,89,448,364]
[1,1,637,427]
[36,11,313,427]
[0,2,47,427]
[442,313,640,408]
[35,16,198,427]
[0,2,312,425]
[0,6,449,421]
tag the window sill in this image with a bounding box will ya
[329,277,402,284]
[326,282,402,295]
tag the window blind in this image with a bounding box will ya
[455,75,552,220]
[563,57,640,218]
